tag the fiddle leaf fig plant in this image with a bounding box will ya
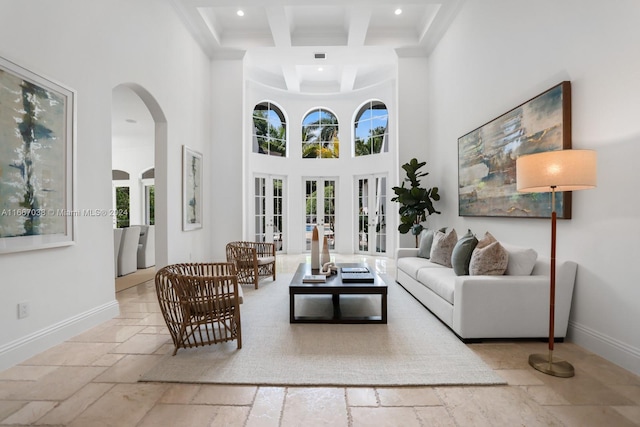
[391,158,441,247]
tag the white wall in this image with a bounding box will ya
[244,79,398,255]
[210,59,244,261]
[397,56,431,249]
[426,0,640,374]
[0,0,211,370]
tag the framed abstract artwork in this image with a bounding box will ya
[182,145,203,231]
[0,56,76,253]
[458,81,572,218]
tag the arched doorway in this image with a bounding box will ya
[111,83,168,273]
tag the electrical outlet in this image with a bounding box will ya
[17,302,30,319]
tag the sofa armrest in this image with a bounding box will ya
[396,248,419,259]
[453,274,572,339]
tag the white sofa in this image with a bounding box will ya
[118,226,141,276]
[113,228,123,278]
[395,245,577,341]
[137,225,155,269]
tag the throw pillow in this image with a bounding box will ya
[502,243,538,275]
[417,229,434,258]
[451,229,479,276]
[475,231,497,249]
[430,228,458,267]
[417,227,447,258]
[469,240,508,275]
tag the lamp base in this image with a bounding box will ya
[528,352,575,378]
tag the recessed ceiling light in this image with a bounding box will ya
[318,67,324,72]
[394,8,403,15]
[236,10,245,17]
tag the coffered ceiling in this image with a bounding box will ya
[171,0,464,93]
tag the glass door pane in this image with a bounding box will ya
[273,178,284,251]
[304,180,317,251]
[356,174,387,255]
[358,178,369,252]
[255,175,286,252]
[374,176,387,254]
[323,180,336,251]
[254,177,266,242]
[304,178,337,251]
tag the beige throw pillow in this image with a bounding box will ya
[430,228,458,267]
[469,240,508,275]
[469,232,507,275]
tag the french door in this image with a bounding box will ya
[254,175,286,252]
[304,178,337,251]
[356,175,387,255]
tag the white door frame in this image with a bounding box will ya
[253,174,287,252]
[355,174,388,255]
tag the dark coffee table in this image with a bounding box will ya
[289,263,387,324]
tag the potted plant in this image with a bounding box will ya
[391,158,441,247]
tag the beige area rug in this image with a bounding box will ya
[115,267,155,292]
[140,273,506,387]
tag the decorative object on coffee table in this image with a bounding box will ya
[517,149,597,377]
[321,235,331,265]
[310,226,320,270]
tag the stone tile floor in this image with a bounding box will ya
[0,254,639,426]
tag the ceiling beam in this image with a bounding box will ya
[346,7,371,47]
[340,65,358,92]
[266,5,292,47]
[282,64,300,92]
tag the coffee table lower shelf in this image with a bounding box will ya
[289,291,387,324]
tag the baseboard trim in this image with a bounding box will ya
[0,300,120,372]
[568,320,640,376]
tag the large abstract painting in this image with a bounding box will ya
[0,56,75,253]
[458,81,571,218]
[182,145,202,231]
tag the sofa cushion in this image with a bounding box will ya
[502,243,538,275]
[397,257,446,279]
[416,267,457,304]
[451,229,478,276]
[257,256,275,265]
[417,229,434,258]
[470,240,508,275]
[417,227,447,258]
[430,228,458,267]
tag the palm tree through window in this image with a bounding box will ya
[302,108,339,158]
[354,100,388,156]
[253,102,287,156]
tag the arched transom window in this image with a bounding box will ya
[252,101,287,156]
[302,108,339,159]
[354,100,388,156]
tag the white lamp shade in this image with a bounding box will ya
[516,149,597,193]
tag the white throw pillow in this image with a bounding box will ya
[502,243,538,276]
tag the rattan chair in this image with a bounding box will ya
[155,262,243,355]
[226,241,276,289]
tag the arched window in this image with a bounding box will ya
[302,108,339,158]
[354,100,388,156]
[252,101,287,156]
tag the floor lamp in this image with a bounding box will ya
[516,149,597,378]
